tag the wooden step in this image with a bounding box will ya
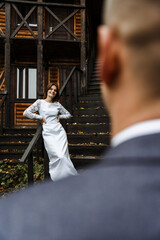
[73,107,107,116]
[88,85,101,91]
[71,155,101,168]
[67,133,110,144]
[69,144,108,156]
[0,135,34,143]
[78,95,103,101]
[88,89,101,94]
[0,142,30,150]
[67,116,110,123]
[78,101,104,108]
[67,123,110,133]
[3,128,36,135]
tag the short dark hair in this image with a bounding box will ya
[44,83,59,102]
[103,0,160,99]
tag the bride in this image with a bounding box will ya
[23,83,78,181]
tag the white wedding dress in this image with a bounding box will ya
[23,99,78,181]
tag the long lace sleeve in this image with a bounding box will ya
[58,103,71,119]
[23,99,42,120]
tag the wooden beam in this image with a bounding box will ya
[44,64,48,90]
[4,2,11,127]
[0,28,5,38]
[0,3,5,9]
[19,68,23,99]
[59,66,76,96]
[37,0,43,98]
[80,0,86,94]
[25,68,28,99]
[4,0,85,9]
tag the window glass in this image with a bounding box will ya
[16,68,37,99]
[28,69,37,99]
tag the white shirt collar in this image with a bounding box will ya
[111,119,160,147]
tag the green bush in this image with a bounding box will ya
[0,157,45,196]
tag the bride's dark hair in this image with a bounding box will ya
[44,83,59,102]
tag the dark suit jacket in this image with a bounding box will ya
[1,133,160,240]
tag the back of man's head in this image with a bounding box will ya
[103,0,160,99]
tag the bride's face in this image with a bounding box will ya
[47,85,57,99]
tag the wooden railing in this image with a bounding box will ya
[20,123,49,185]
[20,67,82,185]
[0,91,7,134]
[1,0,85,41]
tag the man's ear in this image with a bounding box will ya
[98,25,121,87]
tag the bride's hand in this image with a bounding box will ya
[41,118,46,124]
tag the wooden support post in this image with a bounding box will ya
[28,152,34,185]
[74,71,78,104]
[69,79,72,114]
[63,68,67,108]
[0,103,4,135]
[25,68,29,99]
[19,68,24,99]
[44,63,49,91]
[37,0,43,98]
[80,0,86,94]
[44,147,50,180]
[4,3,11,127]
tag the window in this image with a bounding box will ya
[17,68,37,99]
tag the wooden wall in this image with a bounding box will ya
[0,0,85,127]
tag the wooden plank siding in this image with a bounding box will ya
[0,6,5,35]
[74,0,81,39]
[48,67,59,87]
[0,1,84,128]
[14,103,37,126]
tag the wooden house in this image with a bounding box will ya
[0,0,110,185]
[0,0,103,128]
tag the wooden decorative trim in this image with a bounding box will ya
[4,0,85,9]
[11,4,37,38]
[45,7,80,41]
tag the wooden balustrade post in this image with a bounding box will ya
[44,147,50,180]
[80,0,86,94]
[0,103,4,135]
[69,79,72,114]
[74,71,78,104]
[28,152,34,185]
[77,71,81,97]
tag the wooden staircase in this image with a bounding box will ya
[0,128,37,162]
[69,94,110,167]
[68,66,110,168]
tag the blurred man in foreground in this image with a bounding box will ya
[1,0,160,239]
